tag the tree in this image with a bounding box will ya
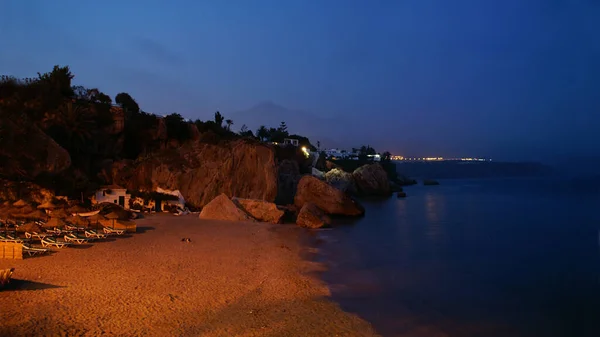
[256,125,269,141]
[225,119,233,131]
[381,151,391,163]
[278,121,288,134]
[317,140,321,150]
[43,101,96,154]
[214,111,224,128]
[115,92,140,118]
[164,113,191,142]
[239,124,254,138]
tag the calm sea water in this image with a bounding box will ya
[315,178,600,337]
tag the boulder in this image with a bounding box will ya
[352,163,392,196]
[233,197,284,224]
[0,112,71,179]
[312,167,325,179]
[397,191,407,198]
[296,203,331,229]
[423,179,440,186]
[112,139,279,208]
[325,160,340,170]
[397,174,417,186]
[294,175,364,216]
[324,168,356,194]
[275,159,301,205]
[199,193,256,222]
[389,181,403,192]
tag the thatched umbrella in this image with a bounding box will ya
[88,213,106,230]
[25,209,49,221]
[105,212,120,228]
[67,205,89,214]
[2,201,11,207]
[44,217,66,229]
[12,199,27,207]
[37,201,57,210]
[49,208,69,218]
[18,204,35,214]
[69,215,89,228]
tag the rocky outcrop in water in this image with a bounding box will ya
[294,175,364,216]
[324,168,356,194]
[296,202,331,228]
[352,163,391,196]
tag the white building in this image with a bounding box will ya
[283,138,299,147]
[156,187,186,211]
[324,148,348,159]
[93,185,131,209]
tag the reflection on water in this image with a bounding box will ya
[321,178,600,337]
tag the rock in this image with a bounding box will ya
[324,168,356,194]
[0,179,55,204]
[296,203,331,229]
[275,159,301,205]
[232,197,284,224]
[113,139,278,208]
[199,193,256,222]
[314,152,327,171]
[397,174,418,186]
[352,163,392,196]
[423,179,440,186]
[325,160,340,170]
[397,191,407,198]
[0,112,71,179]
[312,167,325,179]
[389,181,403,192]
[294,175,364,216]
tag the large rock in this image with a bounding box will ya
[113,139,279,208]
[352,163,392,196]
[199,193,256,222]
[296,203,331,229]
[0,179,55,204]
[0,112,71,179]
[294,175,364,216]
[324,168,356,194]
[275,159,301,205]
[233,197,284,224]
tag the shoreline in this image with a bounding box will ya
[0,214,378,336]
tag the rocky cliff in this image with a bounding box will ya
[0,112,71,179]
[109,139,279,208]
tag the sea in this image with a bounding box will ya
[313,177,600,337]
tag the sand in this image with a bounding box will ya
[0,214,378,337]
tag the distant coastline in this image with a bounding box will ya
[394,160,554,180]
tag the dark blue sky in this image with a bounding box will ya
[1,0,599,161]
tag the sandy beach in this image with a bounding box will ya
[0,214,378,337]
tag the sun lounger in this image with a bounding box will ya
[22,243,49,256]
[103,227,125,235]
[0,268,15,287]
[84,230,107,239]
[64,233,90,244]
[0,234,24,243]
[46,228,62,235]
[40,237,72,248]
[25,232,48,240]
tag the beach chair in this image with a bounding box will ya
[25,232,48,240]
[64,233,90,244]
[0,268,15,287]
[0,234,24,243]
[22,243,49,256]
[103,227,125,235]
[46,228,62,235]
[40,237,72,248]
[84,230,107,239]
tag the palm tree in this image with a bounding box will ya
[43,101,96,153]
[225,119,233,131]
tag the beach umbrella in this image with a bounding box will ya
[67,205,89,214]
[12,199,27,207]
[69,215,89,228]
[37,201,57,210]
[18,205,35,214]
[25,209,49,221]
[2,201,10,206]
[104,212,120,228]
[88,213,106,230]
[44,217,66,229]
[49,208,69,218]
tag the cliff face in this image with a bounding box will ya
[0,113,71,179]
[111,139,279,208]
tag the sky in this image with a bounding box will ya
[1,0,599,162]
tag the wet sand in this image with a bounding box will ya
[0,214,378,336]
